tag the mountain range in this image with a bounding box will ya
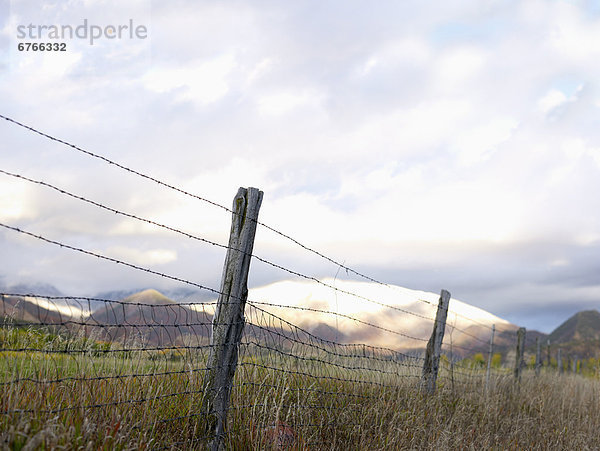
[2,280,599,359]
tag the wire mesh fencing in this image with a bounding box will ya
[0,114,575,449]
[0,290,426,448]
[0,288,511,448]
[0,294,215,443]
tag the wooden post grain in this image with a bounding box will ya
[558,348,563,374]
[485,324,495,392]
[421,289,451,394]
[203,187,263,450]
[514,327,526,382]
[535,337,542,377]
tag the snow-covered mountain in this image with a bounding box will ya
[2,278,523,355]
[239,278,512,354]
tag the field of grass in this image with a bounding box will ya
[2,326,600,450]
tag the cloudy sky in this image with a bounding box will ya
[1,0,599,333]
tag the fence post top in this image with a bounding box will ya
[237,186,263,195]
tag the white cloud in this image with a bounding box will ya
[341,98,472,158]
[108,220,160,236]
[357,56,378,77]
[549,2,600,64]
[142,53,236,106]
[435,46,487,88]
[550,258,569,267]
[5,49,83,101]
[355,37,431,77]
[589,147,600,169]
[453,117,518,166]
[103,247,177,266]
[0,178,32,221]
[538,89,568,115]
[548,138,599,184]
[575,233,600,246]
[246,58,274,84]
[256,88,325,116]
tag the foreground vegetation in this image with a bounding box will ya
[2,326,600,449]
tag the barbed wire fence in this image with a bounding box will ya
[0,114,584,449]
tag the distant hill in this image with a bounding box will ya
[3,280,561,357]
[543,310,600,359]
[0,282,63,297]
[86,289,213,346]
[94,287,213,308]
[94,288,145,301]
[85,288,340,348]
[1,294,72,325]
[549,310,600,343]
[240,278,517,358]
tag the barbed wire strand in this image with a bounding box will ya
[0,222,221,295]
[0,168,446,325]
[0,294,424,364]
[0,292,217,308]
[0,114,493,332]
[0,212,468,339]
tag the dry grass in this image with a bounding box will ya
[225,369,600,450]
[2,327,600,449]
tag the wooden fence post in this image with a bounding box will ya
[202,187,263,450]
[485,324,495,392]
[535,337,542,377]
[558,348,563,374]
[514,327,526,382]
[421,289,451,394]
[546,340,551,367]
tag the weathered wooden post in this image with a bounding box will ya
[485,324,495,392]
[203,187,263,451]
[421,289,451,394]
[572,356,578,373]
[558,348,563,374]
[546,340,551,367]
[514,327,526,382]
[535,337,542,377]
